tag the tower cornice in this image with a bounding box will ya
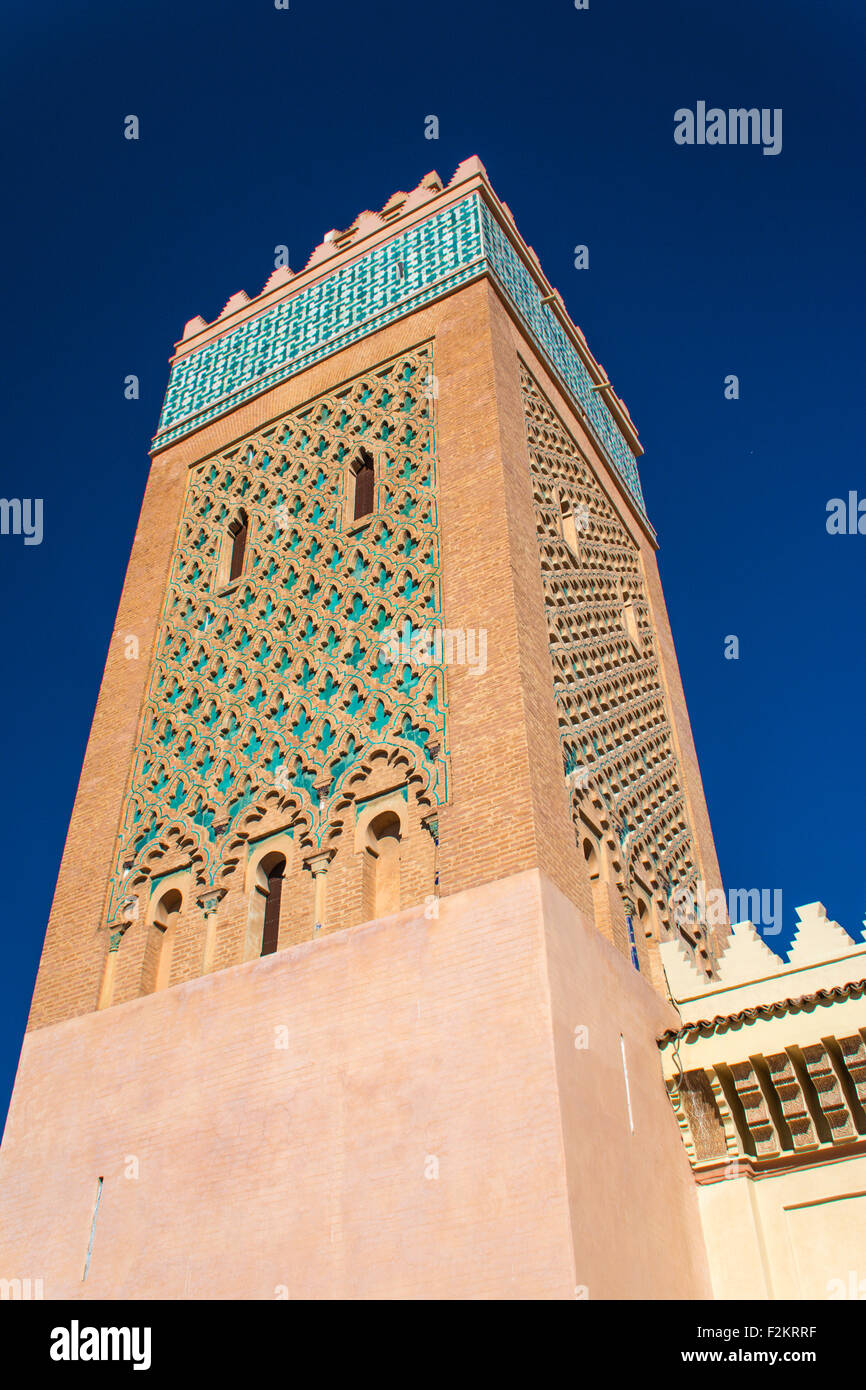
[152,158,648,523]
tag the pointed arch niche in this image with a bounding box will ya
[244,831,295,960]
[141,868,192,995]
[347,449,376,525]
[354,788,408,920]
[217,507,249,588]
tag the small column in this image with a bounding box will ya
[303,851,334,935]
[196,886,228,974]
[97,895,137,1010]
[422,812,440,903]
[622,894,640,972]
[96,928,125,1010]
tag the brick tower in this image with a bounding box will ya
[0,158,723,1299]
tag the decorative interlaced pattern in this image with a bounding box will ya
[106,346,446,923]
[519,362,698,924]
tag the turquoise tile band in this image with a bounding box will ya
[152,192,645,514]
[478,202,646,512]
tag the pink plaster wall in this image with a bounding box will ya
[540,874,713,1299]
[0,870,709,1299]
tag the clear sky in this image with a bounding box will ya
[1,0,863,1128]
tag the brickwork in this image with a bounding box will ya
[27,280,723,1026]
[28,271,614,1029]
[28,314,447,1027]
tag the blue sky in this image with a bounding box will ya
[1,0,864,1127]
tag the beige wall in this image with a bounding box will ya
[699,1161,866,1300]
[0,869,710,1300]
[660,911,866,1300]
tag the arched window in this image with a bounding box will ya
[365,810,401,916]
[228,509,248,582]
[143,888,183,994]
[559,495,580,556]
[620,601,642,654]
[583,837,601,881]
[352,452,375,522]
[260,856,285,956]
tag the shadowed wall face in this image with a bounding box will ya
[518,360,712,977]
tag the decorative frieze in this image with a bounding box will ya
[152,184,646,515]
[764,1050,818,1152]
[728,1060,781,1158]
[801,1042,858,1144]
[662,1032,866,1175]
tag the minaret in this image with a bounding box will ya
[0,158,720,1299]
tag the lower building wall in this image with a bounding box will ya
[698,1158,866,1300]
[539,874,712,1299]
[0,869,708,1300]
